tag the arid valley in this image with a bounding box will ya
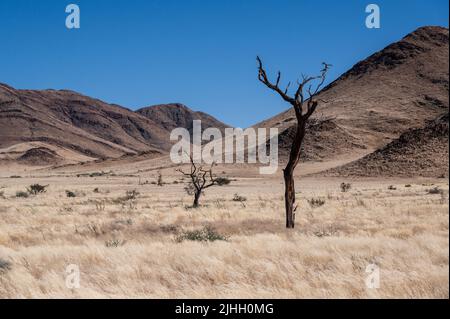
[0,25,449,298]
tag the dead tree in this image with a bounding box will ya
[257,56,331,228]
[177,155,229,208]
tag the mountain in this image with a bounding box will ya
[137,103,229,135]
[0,84,228,165]
[256,26,449,164]
[1,26,448,172]
[325,113,449,177]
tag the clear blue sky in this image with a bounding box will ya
[0,0,448,127]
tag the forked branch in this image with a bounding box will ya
[257,56,331,120]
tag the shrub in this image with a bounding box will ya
[405,184,412,188]
[427,187,444,195]
[66,190,76,198]
[215,177,231,186]
[93,188,100,193]
[95,201,106,211]
[16,191,29,198]
[0,191,4,199]
[355,198,366,207]
[175,226,228,243]
[340,182,351,193]
[0,258,12,273]
[388,185,397,190]
[89,171,107,178]
[111,190,139,207]
[232,193,247,202]
[125,190,139,200]
[27,184,48,195]
[9,175,21,179]
[308,198,326,208]
[105,239,126,248]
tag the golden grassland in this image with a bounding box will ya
[0,172,448,298]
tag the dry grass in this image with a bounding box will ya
[0,174,448,298]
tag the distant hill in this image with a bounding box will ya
[0,85,228,165]
[1,26,448,173]
[137,103,229,136]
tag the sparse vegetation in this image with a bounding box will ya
[95,200,106,212]
[340,182,352,193]
[215,177,231,186]
[232,193,247,202]
[0,258,12,274]
[90,171,108,178]
[27,184,48,195]
[15,191,29,198]
[175,226,228,243]
[125,190,139,201]
[307,197,326,208]
[105,239,126,248]
[427,186,444,195]
[0,175,447,298]
[355,198,366,207]
[112,190,140,205]
[66,190,77,198]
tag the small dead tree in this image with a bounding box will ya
[257,56,331,228]
[177,155,229,208]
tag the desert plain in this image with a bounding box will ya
[0,157,448,298]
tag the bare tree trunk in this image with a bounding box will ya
[283,123,305,229]
[283,169,295,228]
[256,56,331,229]
[193,191,201,208]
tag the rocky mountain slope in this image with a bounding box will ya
[325,113,449,177]
[0,85,227,165]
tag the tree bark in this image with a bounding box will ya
[283,123,306,228]
[193,191,201,208]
